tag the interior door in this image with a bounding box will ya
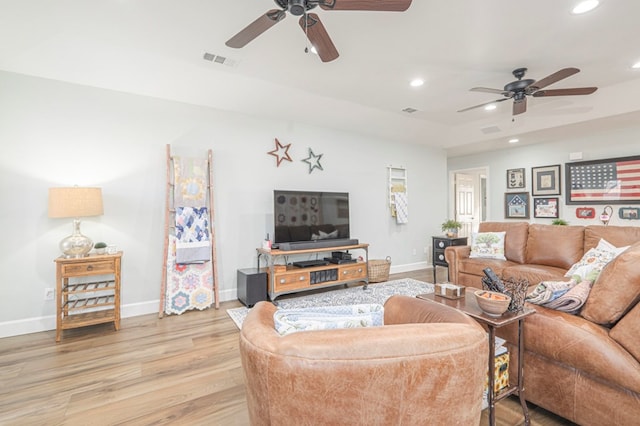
[455,173,475,237]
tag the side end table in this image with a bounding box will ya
[431,236,467,283]
[54,252,122,342]
[417,288,535,426]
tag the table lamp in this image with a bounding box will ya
[48,187,104,258]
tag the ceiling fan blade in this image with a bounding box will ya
[226,9,286,48]
[470,87,511,96]
[299,13,339,63]
[513,98,527,115]
[319,0,412,11]
[531,67,580,90]
[457,98,509,113]
[533,87,598,97]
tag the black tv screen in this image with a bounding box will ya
[273,190,350,244]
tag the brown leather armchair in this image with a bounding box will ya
[240,295,488,426]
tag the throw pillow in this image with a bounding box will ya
[273,304,384,336]
[564,247,616,281]
[596,238,630,257]
[469,231,507,260]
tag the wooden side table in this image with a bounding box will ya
[417,288,535,426]
[54,252,122,342]
[432,236,467,283]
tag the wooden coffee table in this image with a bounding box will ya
[417,287,535,426]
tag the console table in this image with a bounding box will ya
[257,243,369,301]
[417,288,535,426]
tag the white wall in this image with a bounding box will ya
[0,70,448,337]
[448,125,640,226]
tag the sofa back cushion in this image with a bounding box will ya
[525,224,584,269]
[478,222,529,264]
[584,225,640,252]
[581,241,640,326]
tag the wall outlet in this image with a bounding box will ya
[44,288,55,301]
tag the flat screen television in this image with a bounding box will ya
[273,190,351,246]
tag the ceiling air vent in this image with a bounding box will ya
[481,125,501,134]
[202,52,237,67]
[402,107,418,114]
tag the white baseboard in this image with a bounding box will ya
[0,263,428,339]
[389,260,430,274]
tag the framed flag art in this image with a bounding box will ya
[566,155,640,204]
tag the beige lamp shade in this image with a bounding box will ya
[48,187,104,218]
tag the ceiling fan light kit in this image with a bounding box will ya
[459,67,598,116]
[225,0,413,62]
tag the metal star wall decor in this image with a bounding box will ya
[302,148,323,174]
[267,138,292,167]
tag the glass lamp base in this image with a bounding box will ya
[59,219,93,258]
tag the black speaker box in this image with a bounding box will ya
[237,268,267,307]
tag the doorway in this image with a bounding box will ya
[448,167,488,237]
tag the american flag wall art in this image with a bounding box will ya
[566,156,640,204]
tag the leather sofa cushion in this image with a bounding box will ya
[525,224,584,270]
[584,225,640,252]
[581,241,640,326]
[610,301,640,362]
[478,221,529,263]
[521,304,640,394]
[458,257,518,278]
[501,264,567,290]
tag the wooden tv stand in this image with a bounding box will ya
[257,243,369,301]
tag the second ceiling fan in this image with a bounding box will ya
[225,0,413,63]
[458,67,598,116]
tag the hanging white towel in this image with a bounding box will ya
[394,192,409,224]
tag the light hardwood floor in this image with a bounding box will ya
[0,269,574,425]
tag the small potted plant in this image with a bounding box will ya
[551,219,568,226]
[94,242,107,254]
[441,219,462,238]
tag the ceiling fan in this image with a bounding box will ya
[458,67,598,116]
[225,0,413,63]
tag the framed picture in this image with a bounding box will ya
[619,207,640,220]
[576,207,596,219]
[506,168,526,189]
[532,164,561,196]
[533,197,559,218]
[565,155,640,204]
[505,192,530,219]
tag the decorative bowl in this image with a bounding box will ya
[474,290,511,317]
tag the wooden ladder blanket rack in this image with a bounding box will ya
[159,144,219,318]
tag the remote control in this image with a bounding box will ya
[483,267,506,292]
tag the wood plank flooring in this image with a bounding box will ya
[0,269,574,425]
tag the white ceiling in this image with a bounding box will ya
[1,0,640,156]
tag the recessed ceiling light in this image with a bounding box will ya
[508,138,520,144]
[572,0,599,14]
[410,78,424,87]
[484,104,497,111]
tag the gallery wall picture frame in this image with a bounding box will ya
[619,207,640,220]
[533,197,559,218]
[506,168,526,190]
[505,192,530,219]
[565,155,640,204]
[576,207,596,219]
[532,164,561,196]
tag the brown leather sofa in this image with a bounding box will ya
[445,222,640,425]
[240,295,488,426]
